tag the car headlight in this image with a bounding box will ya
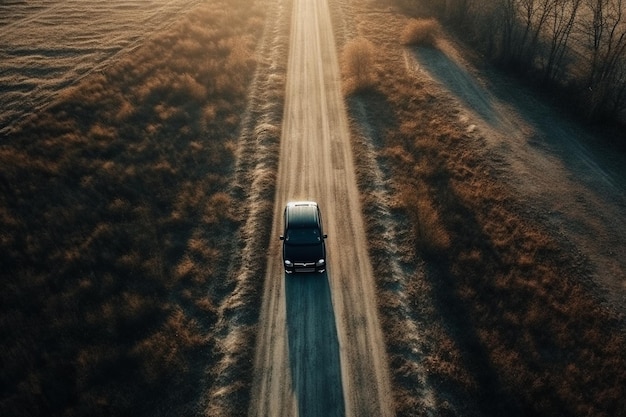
[284,260,293,267]
[316,259,325,267]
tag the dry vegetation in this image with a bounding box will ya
[0,1,265,415]
[398,0,626,130]
[343,5,626,417]
[401,18,441,47]
[341,37,379,94]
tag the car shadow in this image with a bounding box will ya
[285,272,345,417]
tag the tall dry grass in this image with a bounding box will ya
[345,7,626,417]
[0,1,265,416]
[341,37,379,94]
[401,18,441,47]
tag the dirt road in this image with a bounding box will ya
[247,0,394,416]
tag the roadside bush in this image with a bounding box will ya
[342,37,378,94]
[401,18,441,47]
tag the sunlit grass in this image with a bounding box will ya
[401,18,441,47]
[0,0,265,415]
[341,37,379,94]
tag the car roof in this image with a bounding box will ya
[285,201,320,228]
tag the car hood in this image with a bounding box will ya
[283,242,325,262]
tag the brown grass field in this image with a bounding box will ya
[343,5,626,417]
[0,1,265,415]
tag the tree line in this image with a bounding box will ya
[398,0,626,125]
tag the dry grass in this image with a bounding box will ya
[401,18,441,47]
[392,180,450,255]
[0,1,265,416]
[341,37,379,94]
[345,6,626,417]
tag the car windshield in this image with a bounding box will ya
[285,227,321,245]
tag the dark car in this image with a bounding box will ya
[279,201,327,274]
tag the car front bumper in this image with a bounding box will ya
[285,261,325,274]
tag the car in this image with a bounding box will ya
[279,201,327,274]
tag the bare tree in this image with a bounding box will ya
[495,0,523,63]
[543,0,582,81]
[517,0,558,67]
[444,0,471,22]
[581,0,626,118]
[609,58,626,114]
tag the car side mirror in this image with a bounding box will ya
[279,235,285,240]
[323,234,327,239]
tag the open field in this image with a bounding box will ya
[0,0,206,135]
[0,0,266,415]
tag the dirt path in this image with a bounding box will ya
[411,41,626,315]
[247,0,394,416]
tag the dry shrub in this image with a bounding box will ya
[415,197,451,252]
[173,72,208,102]
[425,332,475,388]
[188,236,220,262]
[131,307,208,383]
[398,183,450,255]
[401,18,441,47]
[88,123,117,141]
[173,182,208,218]
[203,192,235,225]
[203,104,218,125]
[175,255,196,280]
[225,36,256,73]
[195,295,217,314]
[342,37,378,94]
